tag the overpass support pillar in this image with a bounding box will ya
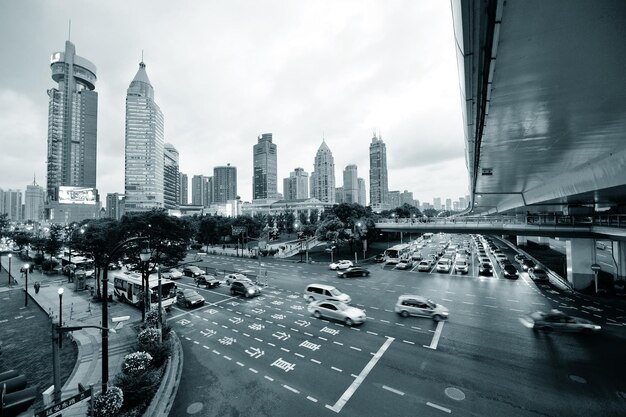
[565,238,595,290]
[615,241,626,281]
[517,236,528,246]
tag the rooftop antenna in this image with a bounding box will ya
[322,131,325,142]
[68,20,71,41]
[141,49,144,62]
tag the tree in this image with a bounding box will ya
[45,224,64,259]
[11,231,31,252]
[0,213,9,240]
[423,208,438,218]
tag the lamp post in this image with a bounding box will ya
[7,253,12,285]
[58,288,64,348]
[157,265,163,343]
[140,247,152,322]
[24,263,29,307]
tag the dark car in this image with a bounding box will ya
[502,264,519,279]
[183,265,204,277]
[195,274,221,288]
[176,289,205,308]
[373,254,386,263]
[337,267,371,278]
[478,262,493,276]
[521,259,536,271]
[528,268,549,282]
[230,280,262,298]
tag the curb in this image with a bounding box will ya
[142,331,183,417]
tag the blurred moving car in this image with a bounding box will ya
[337,267,370,278]
[176,289,205,308]
[478,262,493,276]
[519,309,601,333]
[373,254,386,263]
[161,267,183,280]
[225,273,250,286]
[502,264,519,279]
[394,295,448,321]
[195,274,220,288]
[329,260,353,270]
[183,265,204,277]
[528,267,548,282]
[417,260,432,272]
[521,259,536,271]
[230,279,262,298]
[303,283,351,303]
[307,300,366,326]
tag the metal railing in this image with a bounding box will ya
[376,214,626,228]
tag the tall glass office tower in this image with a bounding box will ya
[124,61,164,213]
[310,140,336,204]
[253,133,277,200]
[369,133,389,209]
[46,40,98,202]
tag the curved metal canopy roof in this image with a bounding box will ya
[453,0,626,215]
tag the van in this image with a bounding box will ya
[303,284,351,304]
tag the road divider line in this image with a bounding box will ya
[283,384,300,394]
[295,353,305,358]
[307,396,318,403]
[424,321,445,350]
[381,385,405,396]
[325,337,395,413]
[264,375,274,382]
[236,361,244,367]
[249,368,258,373]
[402,340,415,345]
[333,341,344,346]
[331,366,343,372]
[223,356,232,361]
[483,305,497,308]
[349,346,361,351]
[366,331,378,335]
[426,402,451,413]
[311,359,321,364]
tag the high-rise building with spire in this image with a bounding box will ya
[369,132,389,211]
[310,140,336,204]
[46,40,99,222]
[25,176,45,221]
[124,61,164,213]
[253,133,278,200]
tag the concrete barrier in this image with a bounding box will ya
[142,331,183,417]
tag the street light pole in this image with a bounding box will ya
[7,253,12,285]
[24,263,29,307]
[157,266,163,343]
[58,288,64,348]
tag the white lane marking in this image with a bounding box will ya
[395,323,405,327]
[280,347,290,353]
[254,337,263,342]
[349,346,362,351]
[402,340,415,345]
[223,356,232,361]
[424,321,445,350]
[203,345,209,349]
[426,402,451,413]
[366,331,378,335]
[331,366,343,372]
[249,368,258,373]
[311,358,322,364]
[236,361,244,367]
[380,320,390,324]
[333,341,344,346]
[283,384,300,394]
[483,304,497,308]
[381,385,405,396]
[307,396,318,403]
[509,308,524,312]
[325,337,394,413]
[267,342,276,347]
[318,336,328,341]
[295,353,305,358]
[264,375,274,382]
[193,341,199,345]
[442,298,453,302]
[506,299,519,303]
[212,350,220,355]
[462,301,474,305]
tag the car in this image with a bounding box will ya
[478,262,493,276]
[514,254,528,264]
[225,273,250,286]
[479,256,492,266]
[307,300,366,326]
[436,259,451,273]
[304,283,351,304]
[373,254,386,263]
[176,289,205,308]
[502,264,519,279]
[455,259,469,274]
[337,267,370,278]
[161,267,183,280]
[329,260,353,270]
[495,253,507,261]
[396,259,415,270]
[394,295,449,321]
[411,252,423,261]
[417,260,432,272]
[528,267,549,282]
[519,309,601,333]
[194,274,221,288]
[230,280,262,298]
[521,259,536,271]
[183,265,204,277]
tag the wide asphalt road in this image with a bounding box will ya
[168,235,626,417]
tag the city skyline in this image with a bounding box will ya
[0,1,467,206]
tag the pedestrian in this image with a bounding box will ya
[34,281,41,294]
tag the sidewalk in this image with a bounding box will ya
[0,257,141,417]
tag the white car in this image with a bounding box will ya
[417,260,432,272]
[455,260,469,274]
[329,260,353,270]
[224,273,250,286]
[307,300,366,326]
[395,295,449,321]
[436,259,451,273]
[161,268,183,280]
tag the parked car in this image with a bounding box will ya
[417,260,432,272]
[176,289,205,308]
[396,259,415,270]
[329,260,353,270]
[502,264,519,279]
[394,295,448,321]
[373,254,386,263]
[161,267,183,280]
[519,309,601,333]
[307,300,366,326]
[183,265,204,277]
[195,274,221,288]
[478,262,493,276]
[230,280,262,298]
[528,268,549,282]
[225,273,250,286]
[337,267,370,278]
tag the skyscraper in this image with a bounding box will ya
[283,167,309,200]
[369,133,388,209]
[191,175,212,206]
[213,164,237,203]
[310,140,336,204]
[357,178,367,206]
[0,189,22,221]
[335,187,345,204]
[179,173,188,205]
[163,143,179,210]
[434,197,442,210]
[105,193,125,220]
[124,61,164,213]
[343,164,358,204]
[46,40,98,203]
[24,180,45,221]
[253,133,277,200]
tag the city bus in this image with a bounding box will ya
[112,272,176,310]
[384,244,412,264]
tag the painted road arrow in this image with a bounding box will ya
[245,347,265,358]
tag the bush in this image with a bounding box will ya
[114,367,162,411]
[42,259,59,272]
[137,328,171,368]
[144,309,160,329]
[91,386,123,417]
[190,243,202,250]
[122,351,152,376]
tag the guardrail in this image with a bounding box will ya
[376,214,626,227]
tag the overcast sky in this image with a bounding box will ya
[0,0,468,206]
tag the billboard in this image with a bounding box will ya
[58,186,96,205]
